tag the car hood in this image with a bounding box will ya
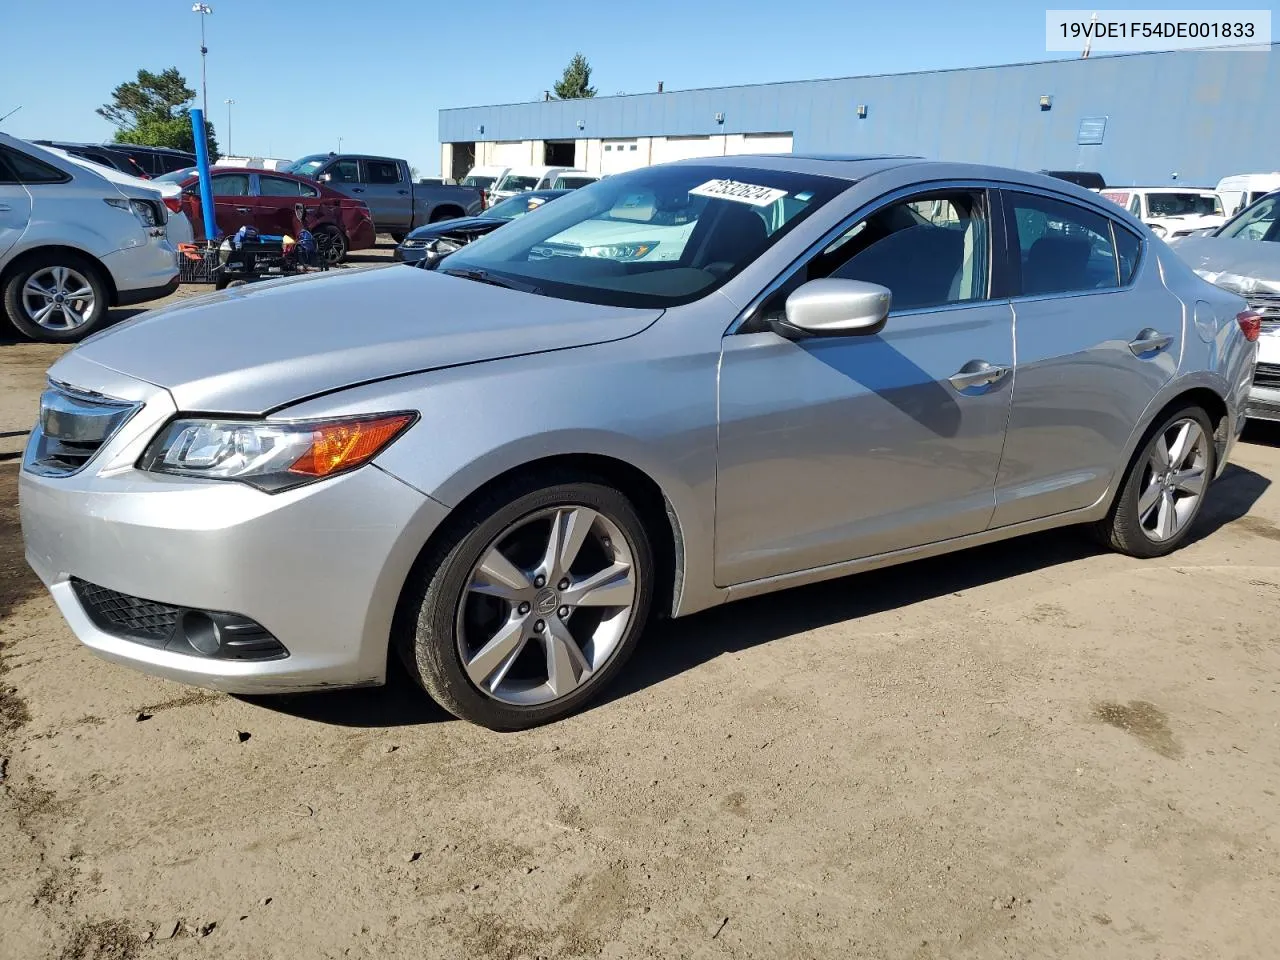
[56,264,663,414]
[1171,236,1280,295]
[405,216,502,240]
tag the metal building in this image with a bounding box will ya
[439,46,1279,187]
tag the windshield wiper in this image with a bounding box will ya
[441,267,541,294]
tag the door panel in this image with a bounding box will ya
[990,191,1180,526]
[360,159,410,230]
[716,301,1015,585]
[0,183,32,260]
[254,174,321,236]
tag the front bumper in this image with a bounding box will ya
[393,244,428,264]
[18,358,449,694]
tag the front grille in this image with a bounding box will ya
[22,382,141,478]
[73,579,180,646]
[1249,293,1280,334]
[70,579,288,661]
[1254,363,1280,390]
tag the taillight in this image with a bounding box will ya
[163,197,182,214]
[1238,310,1262,343]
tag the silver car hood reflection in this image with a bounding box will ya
[58,265,663,414]
[1171,236,1280,296]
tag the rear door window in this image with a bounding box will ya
[1006,192,1121,295]
[210,174,251,197]
[363,160,401,185]
[0,146,70,184]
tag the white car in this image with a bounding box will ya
[0,134,178,342]
[43,145,193,247]
[1216,173,1280,218]
[549,170,601,190]
[1099,187,1226,240]
[489,165,574,204]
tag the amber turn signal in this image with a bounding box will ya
[287,413,416,478]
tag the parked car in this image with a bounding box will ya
[213,156,292,172]
[1216,173,1280,217]
[488,165,574,204]
[43,146,193,248]
[31,140,151,179]
[1040,170,1106,190]
[157,166,376,263]
[550,170,601,190]
[460,166,509,192]
[111,144,197,177]
[1099,187,1227,238]
[19,156,1255,731]
[1171,190,1280,419]
[286,153,482,241]
[394,190,568,264]
[0,133,178,342]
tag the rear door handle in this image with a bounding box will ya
[1129,328,1173,356]
[350,187,364,193]
[948,360,1010,393]
[397,189,409,195]
[0,203,10,211]
[235,206,253,214]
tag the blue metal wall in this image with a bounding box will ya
[439,47,1279,186]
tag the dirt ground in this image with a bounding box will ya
[2,254,1280,959]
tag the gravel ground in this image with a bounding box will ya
[2,255,1279,959]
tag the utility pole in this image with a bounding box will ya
[192,3,213,117]
[224,98,235,155]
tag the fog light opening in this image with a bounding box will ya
[182,611,222,656]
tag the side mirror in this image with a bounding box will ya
[318,172,332,183]
[780,278,892,337]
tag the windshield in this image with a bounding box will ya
[288,155,330,177]
[442,164,843,308]
[462,175,497,188]
[156,167,197,184]
[1217,194,1280,242]
[495,175,540,193]
[480,194,554,220]
[1147,192,1223,218]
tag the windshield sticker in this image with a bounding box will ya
[689,179,788,207]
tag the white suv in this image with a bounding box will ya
[0,134,179,342]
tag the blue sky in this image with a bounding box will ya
[0,0,1234,174]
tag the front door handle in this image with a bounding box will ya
[948,360,1010,393]
[235,206,253,214]
[0,203,10,212]
[350,187,364,193]
[1129,328,1173,357]
[397,189,409,195]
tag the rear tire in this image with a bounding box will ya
[314,225,348,264]
[1094,404,1216,558]
[396,473,654,730]
[390,232,407,244]
[3,251,110,343]
[429,208,461,223]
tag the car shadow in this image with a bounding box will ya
[243,462,1269,729]
[0,307,151,347]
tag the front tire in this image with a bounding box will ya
[397,475,654,730]
[1095,405,1216,558]
[3,251,110,342]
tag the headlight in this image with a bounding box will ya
[1149,223,1167,238]
[402,238,427,249]
[140,412,417,492]
[581,241,660,261]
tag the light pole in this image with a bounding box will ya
[338,137,343,153]
[224,98,235,155]
[191,3,213,118]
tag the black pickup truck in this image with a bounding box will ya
[287,153,483,241]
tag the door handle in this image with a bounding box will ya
[1128,328,1173,356]
[397,189,409,195]
[351,187,364,193]
[235,206,253,214]
[948,360,1010,392]
[0,203,10,212]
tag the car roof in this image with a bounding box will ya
[1110,185,1218,193]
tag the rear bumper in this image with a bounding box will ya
[1246,384,1280,422]
[103,239,179,305]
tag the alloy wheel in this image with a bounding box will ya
[1138,417,1210,542]
[456,505,639,706]
[21,266,97,331]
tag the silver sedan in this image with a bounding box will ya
[20,156,1258,729]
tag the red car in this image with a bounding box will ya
[159,167,377,263]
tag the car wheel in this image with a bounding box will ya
[314,225,348,264]
[1095,405,1216,558]
[390,232,407,244]
[3,252,110,343]
[398,475,655,730]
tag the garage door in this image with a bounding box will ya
[491,141,529,166]
[601,139,644,175]
[652,136,722,164]
[725,132,794,155]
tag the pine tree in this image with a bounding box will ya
[553,54,597,100]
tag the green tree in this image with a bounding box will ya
[96,68,219,159]
[553,54,597,100]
